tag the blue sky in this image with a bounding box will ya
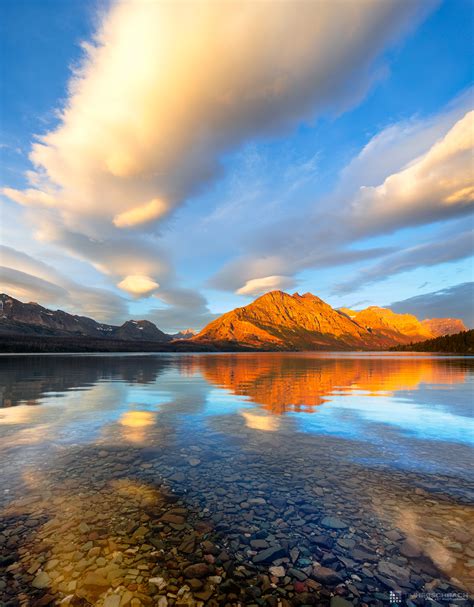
[0,0,472,331]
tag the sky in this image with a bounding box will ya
[0,0,473,332]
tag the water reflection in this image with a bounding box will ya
[1,353,472,455]
[196,353,469,411]
[0,353,473,604]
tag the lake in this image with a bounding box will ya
[0,353,473,606]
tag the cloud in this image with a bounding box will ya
[338,92,470,189]
[212,245,393,293]
[334,227,473,294]
[0,245,128,322]
[349,111,474,233]
[0,245,217,329]
[236,275,296,296]
[113,198,168,228]
[211,94,474,292]
[391,282,474,328]
[2,187,56,208]
[0,266,68,301]
[33,220,170,283]
[147,287,218,333]
[3,0,432,296]
[117,275,159,297]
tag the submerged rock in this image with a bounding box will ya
[321,516,348,530]
[330,597,354,607]
[32,571,51,589]
[253,545,286,564]
[183,563,210,579]
[377,560,410,583]
[399,540,421,558]
[312,566,343,584]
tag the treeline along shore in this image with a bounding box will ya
[0,334,257,354]
[390,329,474,354]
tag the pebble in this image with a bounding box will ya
[311,566,343,585]
[400,540,421,558]
[183,563,210,579]
[149,577,167,590]
[331,597,354,607]
[269,565,285,577]
[253,545,286,564]
[378,560,410,583]
[103,596,121,607]
[321,516,348,530]
[32,571,51,589]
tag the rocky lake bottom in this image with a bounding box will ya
[0,353,473,607]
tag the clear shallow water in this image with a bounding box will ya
[0,353,473,606]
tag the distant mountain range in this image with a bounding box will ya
[0,291,467,352]
[191,290,466,350]
[0,293,172,342]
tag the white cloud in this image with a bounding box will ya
[236,275,295,296]
[3,0,431,295]
[338,93,469,189]
[32,220,169,284]
[117,274,159,297]
[350,110,474,233]
[0,266,68,302]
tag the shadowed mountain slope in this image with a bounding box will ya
[0,294,170,342]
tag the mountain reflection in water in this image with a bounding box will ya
[0,352,470,409]
[1,353,472,473]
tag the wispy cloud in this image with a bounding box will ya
[0,245,128,322]
[237,275,296,297]
[211,94,473,294]
[148,287,217,333]
[391,282,474,327]
[334,226,473,294]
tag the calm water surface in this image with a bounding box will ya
[1,353,473,606]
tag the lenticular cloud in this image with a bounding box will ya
[4,0,430,293]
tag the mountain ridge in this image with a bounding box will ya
[0,291,467,351]
[0,293,171,342]
[191,291,461,350]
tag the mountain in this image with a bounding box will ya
[113,320,169,341]
[339,306,433,344]
[192,291,387,350]
[421,318,467,337]
[170,328,196,340]
[0,294,170,342]
[391,329,474,354]
[193,291,466,350]
[1,291,467,352]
